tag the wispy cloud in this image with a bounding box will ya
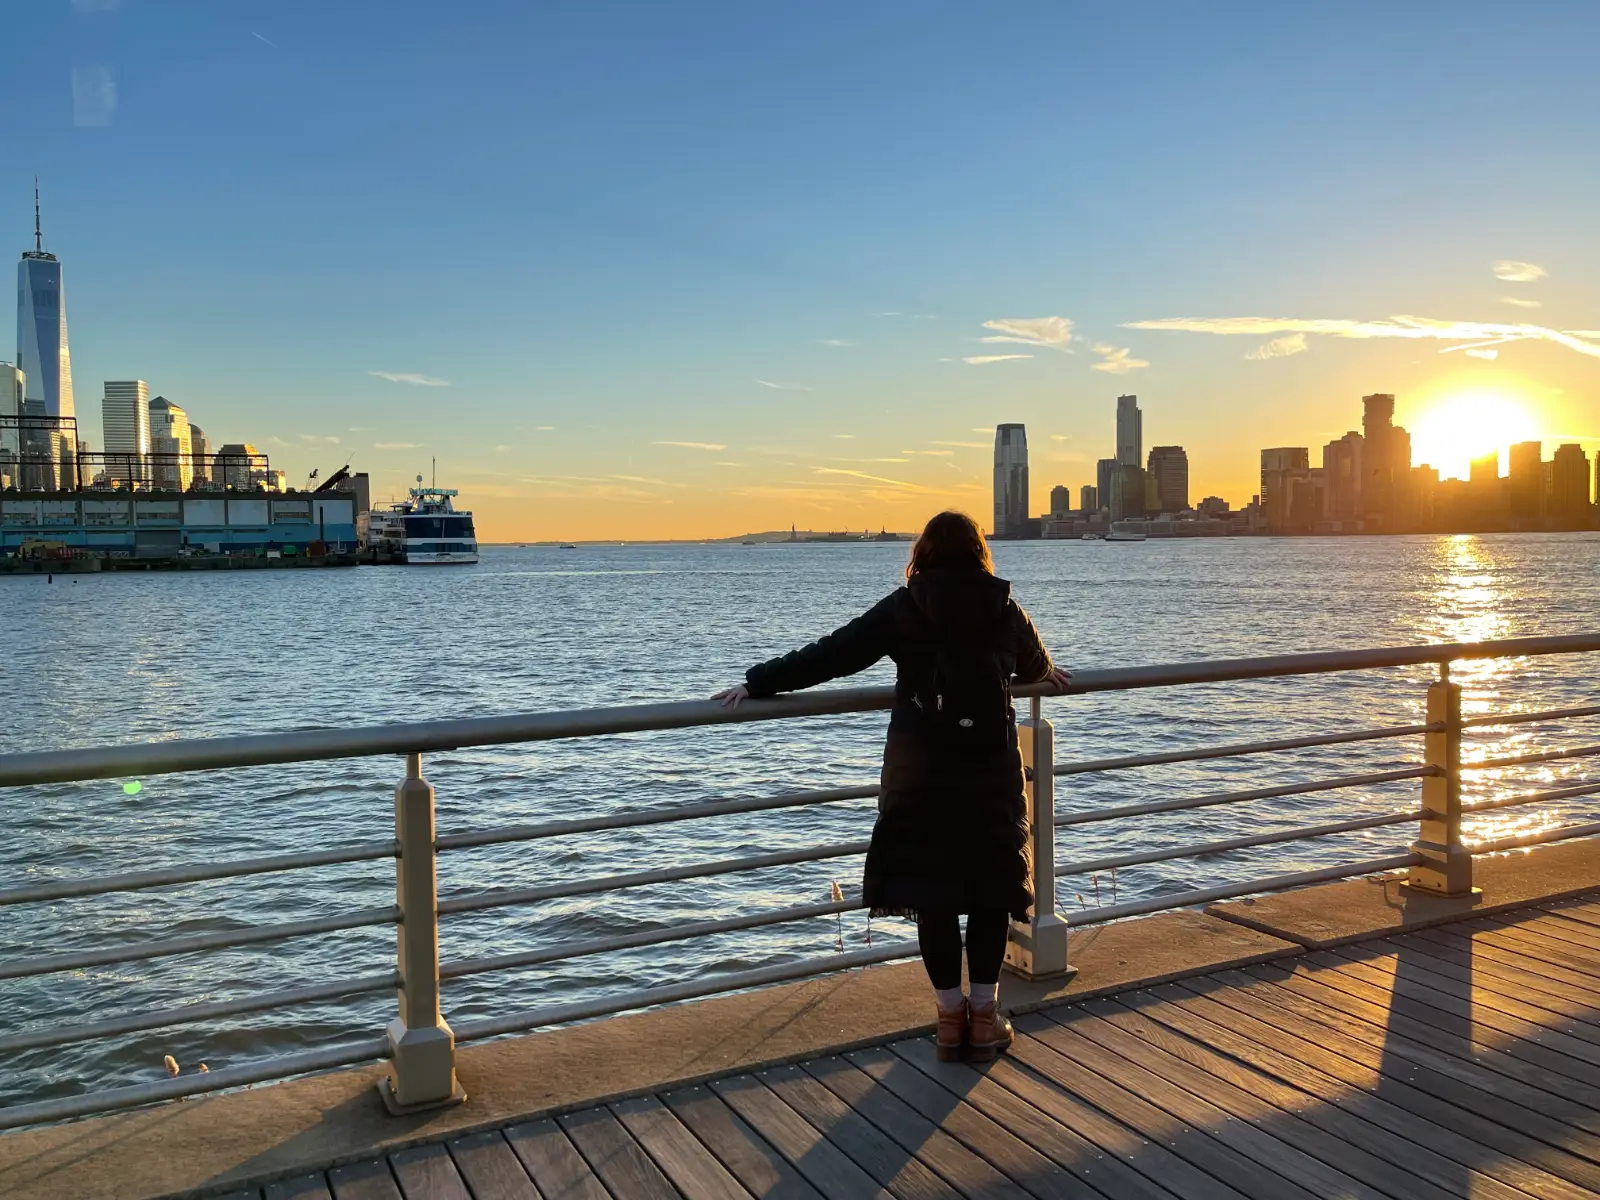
[714,461,743,467]
[756,379,812,392]
[374,441,421,450]
[1090,344,1149,374]
[832,433,855,439]
[1126,314,1600,361]
[1050,434,1069,441]
[369,370,450,386]
[251,31,279,47]
[535,425,554,431]
[611,474,672,486]
[1493,260,1547,283]
[902,449,953,456]
[1245,332,1309,361]
[1465,349,1499,360]
[818,339,856,347]
[72,67,116,127]
[492,444,514,452]
[1500,296,1543,309]
[653,440,727,451]
[298,434,341,444]
[835,456,910,463]
[965,354,1033,365]
[814,467,935,492]
[932,440,988,448]
[980,317,1074,351]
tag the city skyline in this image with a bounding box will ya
[7,5,1599,539]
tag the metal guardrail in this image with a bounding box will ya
[1,631,1598,1131]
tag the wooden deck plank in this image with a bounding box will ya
[1079,998,1490,1200]
[1330,943,1600,1049]
[1417,922,1600,995]
[802,1054,1035,1200]
[1225,963,1600,1137]
[755,1064,962,1200]
[1157,979,1600,1199]
[505,1119,610,1200]
[927,1049,1249,1200]
[1544,898,1600,930]
[447,1130,543,1200]
[1474,920,1600,980]
[327,1158,404,1200]
[1402,927,1600,1019]
[1020,1015,1333,1200]
[1514,912,1600,951]
[846,1044,1107,1199]
[661,1082,823,1200]
[1283,953,1600,1086]
[1324,947,1600,1063]
[390,1144,472,1200]
[559,1106,681,1200]
[888,1036,1182,1200]
[612,1095,751,1200]
[1004,1015,1299,1200]
[214,1192,263,1200]
[264,1177,333,1200]
[710,1073,891,1200]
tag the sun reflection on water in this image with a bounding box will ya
[1417,536,1576,846]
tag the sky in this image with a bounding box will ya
[7,1,1600,540]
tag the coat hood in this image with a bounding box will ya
[905,567,1012,633]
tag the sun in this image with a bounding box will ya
[1407,391,1541,481]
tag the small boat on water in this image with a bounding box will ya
[1105,520,1149,543]
[365,483,479,565]
[1080,533,1102,541]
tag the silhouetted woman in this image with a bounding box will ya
[716,510,1068,1060]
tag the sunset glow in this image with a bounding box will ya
[1408,391,1541,481]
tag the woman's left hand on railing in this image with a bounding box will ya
[714,684,751,710]
[1047,667,1072,692]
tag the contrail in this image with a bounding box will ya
[251,31,278,48]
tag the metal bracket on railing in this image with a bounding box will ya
[1405,668,1481,899]
[1005,712,1076,982]
[381,752,467,1114]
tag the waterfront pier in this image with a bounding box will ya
[3,634,1600,1198]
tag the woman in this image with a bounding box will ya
[715,510,1068,1061]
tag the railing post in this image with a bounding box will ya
[1005,695,1076,982]
[1406,662,1479,898]
[381,752,465,1113]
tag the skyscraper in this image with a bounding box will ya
[0,361,21,485]
[17,183,73,423]
[1322,432,1363,523]
[189,423,211,484]
[992,424,1029,537]
[1508,440,1543,518]
[1048,484,1071,515]
[103,380,151,487]
[1096,458,1117,511]
[1146,445,1189,513]
[1079,484,1098,514]
[1260,447,1310,532]
[149,396,194,491]
[1550,444,1592,521]
[1116,395,1142,467]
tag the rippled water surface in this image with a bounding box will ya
[4,534,1599,1106]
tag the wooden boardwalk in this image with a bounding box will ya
[213,897,1600,1200]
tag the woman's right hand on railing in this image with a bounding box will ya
[713,684,750,710]
[1047,667,1072,693]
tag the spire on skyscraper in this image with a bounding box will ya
[33,177,42,253]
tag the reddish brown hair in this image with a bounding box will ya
[906,510,994,581]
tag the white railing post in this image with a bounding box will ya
[1005,695,1076,981]
[381,752,465,1113]
[1406,662,1479,898]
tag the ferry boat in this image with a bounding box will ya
[1105,519,1149,543]
[364,484,478,565]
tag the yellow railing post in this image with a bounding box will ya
[1406,663,1479,897]
[1005,696,1076,981]
[381,752,466,1113]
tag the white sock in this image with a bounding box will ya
[934,986,965,1011]
[970,982,999,1010]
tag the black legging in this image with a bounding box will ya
[916,908,1011,990]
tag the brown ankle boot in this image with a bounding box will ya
[968,1003,1013,1062]
[935,999,968,1061]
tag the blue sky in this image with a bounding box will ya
[9,2,1600,537]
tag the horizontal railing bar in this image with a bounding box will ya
[1054,723,1438,778]
[437,784,878,853]
[1055,809,1424,878]
[452,941,920,1044]
[1461,703,1600,730]
[3,633,1596,787]
[0,973,398,1055]
[441,899,859,979]
[0,907,399,981]
[438,843,871,917]
[1470,821,1600,855]
[0,1037,391,1133]
[1461,778,1600,817]
[1064,853,1420,926]
[1054,765,1436,828]
[0,841,399,907]
[1464,743,1600,772]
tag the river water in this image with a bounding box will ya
[3,534,1599,1108]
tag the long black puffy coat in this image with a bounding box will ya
[744,566,1053,920]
